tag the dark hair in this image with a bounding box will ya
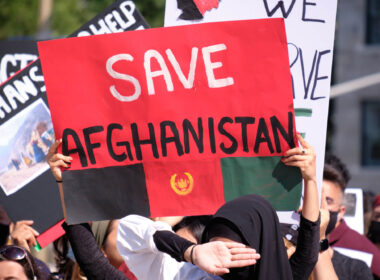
[0,224,9,247]
[53,235,74,279]
[0,205,10,247]
[323,153,350,192]
[24,249,41,280]
[173,215,212,244]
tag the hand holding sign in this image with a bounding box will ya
[46,140,71,220]
[282,134,319,222]
[46,139,72,182]
[10,220,39,250]
[282,134,316,182]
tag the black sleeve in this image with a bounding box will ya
[153,230,195,262]
[289,215,320,280]
[332,250,374,280]
[352,259,374,280]
[62,222,128,280]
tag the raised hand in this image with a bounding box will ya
[185,241,260,276]
[46,139,72,181]
[282,133,319,222]
[282,133,316,182]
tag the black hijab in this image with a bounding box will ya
[202,194,293,280]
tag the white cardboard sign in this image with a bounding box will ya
[165,1,338,222]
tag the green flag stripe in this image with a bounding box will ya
[294,108,313,117]
[220,157,302,211]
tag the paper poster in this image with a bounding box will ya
[39,19,302,224]
[0,40,38,84]
[165,0,338,222]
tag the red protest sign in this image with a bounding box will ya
[38,19,300,223]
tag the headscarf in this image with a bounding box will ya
[280,223,299,246]
[202,194,293,280]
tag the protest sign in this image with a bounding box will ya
[0,0,148,248]
[343,188,364,235]
[165,0,338,222]
[38,18,302,224]
[0,40,38,84]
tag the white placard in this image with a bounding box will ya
[165,1,338,223]
[343,188,364,234]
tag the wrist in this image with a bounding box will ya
[184,244,196,263]
[190,244,197,265]
[304,177,317,185]
[319,238,329,252]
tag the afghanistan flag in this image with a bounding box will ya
[38,19,302,224]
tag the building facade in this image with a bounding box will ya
[332,0,380,193]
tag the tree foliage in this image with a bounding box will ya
[136,0,166,28]
[0,0,165,39]
[0,0,39,39]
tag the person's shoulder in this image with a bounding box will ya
[338,223,378,250]
[120,214,151,223]
[332,251,373,280]
[346,227,380,253]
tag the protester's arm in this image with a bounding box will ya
[9,221,52,279]
[118,215,259,278]
[312,248,338,280]
[183,241,260,276]
[48,140,127,279]
[288,215,320,280]
[152,216,184,227]
[117,215,188,280]
[153,228,260,276]
[47,139,72,181]
[312,193,339,280]
[282,134,320,280]
[282,133,319,222]
[47,139,71,219]
[153,230,194,262]
[63,222,128,280]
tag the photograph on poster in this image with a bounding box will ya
[344,192,357,217]
[0,99,54,196]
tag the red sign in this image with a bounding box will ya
[38,19,297,222]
